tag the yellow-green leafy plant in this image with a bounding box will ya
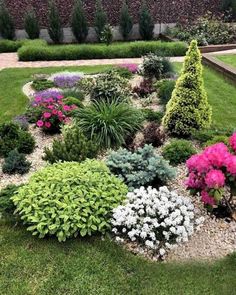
[163,40,212,136]
[12,160,128,242]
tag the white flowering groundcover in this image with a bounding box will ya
[112,186,204,258]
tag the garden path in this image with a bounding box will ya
[0,53,184,70]
[0,49,235,70]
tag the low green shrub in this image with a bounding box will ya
[142,109,164,124]
[0,184,22,215]
[43,125,98,163]
[156,79,176,105]
[91,70,130,103]
[31,79,54,91]
[191,128,233,145]
[17,41,187,61]
[77,100,143,149]
[162,139,197,166]
[12,160,128,241]
[113,66,133,79]
[63,96,84,108]
[0,122,35,157]
[0,39,46,53]
[2,150,31,175]
[140,54,174,80]
[62,88,85,100]
[106,144,175,190]
[205,135,229,147]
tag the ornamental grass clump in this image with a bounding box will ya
[12,160,128,242]
[78,100,143,149]
[106,144,175,190]
[112,186,203,258]
[163,40,212,136]
[186,133,236,217]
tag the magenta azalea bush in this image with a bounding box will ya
[186,134,236,215]
[34,95,77,133]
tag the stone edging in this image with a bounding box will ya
[202,54,236,84]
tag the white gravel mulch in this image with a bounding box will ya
[167,165,236,262]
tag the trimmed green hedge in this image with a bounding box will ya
[0,39,47,53]
[17,41,187,61]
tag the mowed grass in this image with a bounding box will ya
[217,54,236,68]
[0,63,236,129]
[0,219,236,295]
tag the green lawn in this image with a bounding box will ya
[216,54,236,68]
[0,64,236,129]
[0,219,235,295]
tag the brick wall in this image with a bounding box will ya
[5,0,221,29]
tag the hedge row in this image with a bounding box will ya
[0,39,47,53]
[17,41,187,61]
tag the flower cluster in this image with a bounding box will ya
[34,95,77,133]
[118,63,138,74]
[53,72,83,88]
[32,90,63,106]
[186,136,236,208]
[112,186,202,258]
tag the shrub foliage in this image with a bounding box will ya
[43,125,98,163]
[163,40,212,136]
[138,1,154,40]
[24,10,40,39]
[119,1,133,41]
[48,0,63,44]
[71,0,88,43]
[12,160,128,241]
[106,144,175,190]
[0,1,15,40]
[78,100,143,149]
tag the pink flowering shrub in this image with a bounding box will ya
[186,133,236,215]
[34,95,77,133]
[118,63,138,74]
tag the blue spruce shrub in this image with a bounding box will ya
[106,144,175,190]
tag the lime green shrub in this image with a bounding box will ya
[12,160,128,241]
[163,40,212,136]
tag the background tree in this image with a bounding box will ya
[119,1,133,41]
[163,40,212,136]
[71,0,88,43]
[0,1,15,40]
[222,0,236,21]
[48,0,63,44]
[24,9,40,39]
[138,0,154,40]
[94,0,107,42]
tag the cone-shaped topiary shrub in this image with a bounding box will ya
[163,40,212,137]
[94,0,107,42]
[71,0,88,43]
[119,1,133,41]
[138,0,154,41]
[48,0,63,44]
[24,9,40,39]
[0,1,15,40]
